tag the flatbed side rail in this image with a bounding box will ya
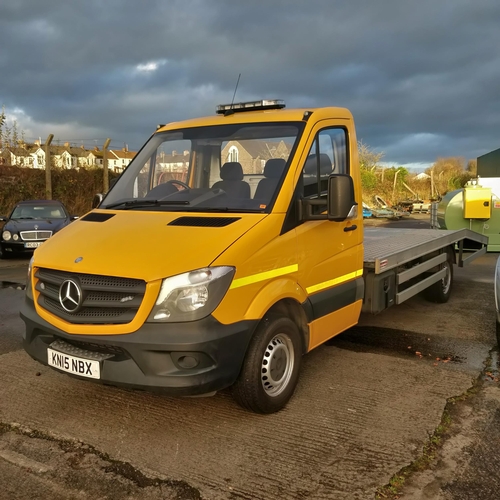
[363,228,488,274]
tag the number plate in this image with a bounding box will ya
[47,348,101,379]
[25,242,42,248]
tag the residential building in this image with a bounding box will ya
[1,147,34,167]
[109,147,136,172]
[220,140,291,174]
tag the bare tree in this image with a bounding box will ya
[426,157,471,197]
[3,123,12,148]
[358,140,384,171]
[467,159,477,176]
[0,105,5,148]
[12,120,19,146]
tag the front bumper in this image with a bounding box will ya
[1,241,42,255]
[21,296,257,396]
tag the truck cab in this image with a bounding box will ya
[21,100,367,413]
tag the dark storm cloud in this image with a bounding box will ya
[1,0,499,164]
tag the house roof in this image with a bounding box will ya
[110,149,136,160]
[415,172,430,180]
[68,147,89,157]
[4,147,31,157]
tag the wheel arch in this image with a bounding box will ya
[263,298,310,355]
[446,244,456,265]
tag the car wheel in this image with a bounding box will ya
[232,314,302,414]
[424,250,454,303]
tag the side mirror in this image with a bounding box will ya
[0,216,7,222]
[92,193,104,209]
[71,215,79,221]
[328,174,357,222]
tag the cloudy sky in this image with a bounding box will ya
[1,0,499,169]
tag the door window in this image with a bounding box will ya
[300,128,348,213]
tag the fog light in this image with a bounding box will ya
[177,355,199,369]
[154,308,171,320]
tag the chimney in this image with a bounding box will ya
[172,150,177,156]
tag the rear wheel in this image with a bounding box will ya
[424,250,454,303]
[232,314,302,414]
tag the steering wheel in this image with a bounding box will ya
[164,179,190,191]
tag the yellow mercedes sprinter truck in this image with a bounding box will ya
[21,100,487,413]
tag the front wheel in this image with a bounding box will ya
[232,315,302,414]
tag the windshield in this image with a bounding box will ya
[102,122,304,212]
[11,204,67,219]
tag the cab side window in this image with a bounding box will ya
[281,127,349,233]
[301,128,347,203]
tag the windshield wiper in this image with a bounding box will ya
[104,199,190,210]
[186,207,265,213]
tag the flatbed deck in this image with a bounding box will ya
[364,227,488,274]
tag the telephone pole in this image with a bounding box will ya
[102,138,111,192]
[44,134,54,200]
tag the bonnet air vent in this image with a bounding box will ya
[81,213,116,222]
[168,217,241,228]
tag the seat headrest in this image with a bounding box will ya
[263,158,286,179]
[220,162,244,181]
[304,153,332,175]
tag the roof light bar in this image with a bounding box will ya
[216,99,286,115]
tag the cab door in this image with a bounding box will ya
[294,121,363,350]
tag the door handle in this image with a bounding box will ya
[344,225,357,232]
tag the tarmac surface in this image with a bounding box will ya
[0,216,499,499]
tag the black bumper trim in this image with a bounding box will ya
[21,297,257,396]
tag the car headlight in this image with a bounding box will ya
[12,234,19,241]
[2,230,11,241]
[147,266,235,323]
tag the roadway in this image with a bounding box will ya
[0,233,499,499]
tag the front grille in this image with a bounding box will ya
[35,268,146,325]
[56,338,128,358]
[50,339,117,360]
[21,230,52,241]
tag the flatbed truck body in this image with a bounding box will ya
[362,227,487,313]
[20,99,488,413]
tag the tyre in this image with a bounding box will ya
[232,314,302,414]
[424,251,454,303]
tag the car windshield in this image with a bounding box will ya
[11,204,67,219]
[102,122,304,212]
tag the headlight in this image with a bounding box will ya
[147,266,235,323]
[2,231,11,241]
[13,234,19,241]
